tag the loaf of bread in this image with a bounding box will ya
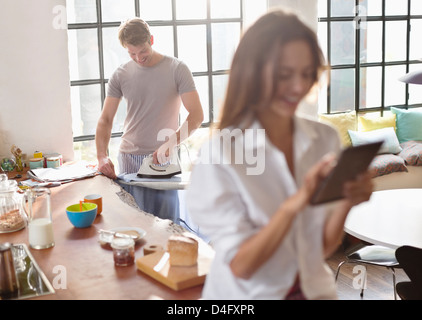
[167,234,198,267]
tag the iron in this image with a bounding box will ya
[137,154,182,179]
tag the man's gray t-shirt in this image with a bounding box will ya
[107,55,196,155]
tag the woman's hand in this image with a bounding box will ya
[342,170,374,208]
[287,153,337,214]
[229,153,338,279]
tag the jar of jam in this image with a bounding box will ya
[111,237,135,266]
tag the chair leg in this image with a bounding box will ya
[335,261,397,299]
[335,261,347,281]
[360,267,367,298]
[336,261,367,298]
[360,267,397,299]
[389,267,397,300]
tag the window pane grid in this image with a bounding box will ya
[68,0,246,146]
[319,0,422,115]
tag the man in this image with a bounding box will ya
[95,18,203,223]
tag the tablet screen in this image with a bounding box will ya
[310,141,383,205]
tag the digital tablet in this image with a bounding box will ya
[310,141,383,205]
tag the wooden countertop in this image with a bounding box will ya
[0,172,211,300]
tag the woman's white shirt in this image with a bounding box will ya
[186,115,341,300]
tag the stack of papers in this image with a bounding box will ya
[26,162,98,183]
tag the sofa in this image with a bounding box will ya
[319,107,422,191]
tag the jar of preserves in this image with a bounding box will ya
[111,237,135,266]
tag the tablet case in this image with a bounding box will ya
[310,141,383,205]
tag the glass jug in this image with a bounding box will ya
[0,174,26,233]
[23,187,54,250]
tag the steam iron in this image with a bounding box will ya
[137,154,182,179]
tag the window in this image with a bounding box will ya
[66,0,267,164]
[318,0,422,115]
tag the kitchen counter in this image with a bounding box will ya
[0,173,211,300]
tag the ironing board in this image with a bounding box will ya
[117,172,191,190]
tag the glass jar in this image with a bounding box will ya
[0,174,26,233]
[111,237,135,266]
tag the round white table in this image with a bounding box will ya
[345,188,422,249]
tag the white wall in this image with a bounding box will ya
[0,0,73,164]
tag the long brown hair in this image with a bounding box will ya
[216,9,326,130]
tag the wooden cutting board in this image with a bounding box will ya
[136,250,213,291]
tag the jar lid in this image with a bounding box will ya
[111,237,134,249]
[0,175,17,193]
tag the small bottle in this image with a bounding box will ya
[111,237,135,266]
[15,155,23,172]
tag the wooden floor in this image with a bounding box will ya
[327,245,409,300]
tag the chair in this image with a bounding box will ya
[335,242,400,299]
[395,245,422,300]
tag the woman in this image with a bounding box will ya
[186,9,373,300]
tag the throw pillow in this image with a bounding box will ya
[358,114,396,132]
[390,107,422,143]
[319,110,357,147]
[370,154,408,177]
[399,141,422,166]
[348,127,402,154]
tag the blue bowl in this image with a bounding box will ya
[66,203,97,228]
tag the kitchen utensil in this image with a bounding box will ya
[136,249,213,291]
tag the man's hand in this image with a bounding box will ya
[98,156,117,179]
[153,139,177,164]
